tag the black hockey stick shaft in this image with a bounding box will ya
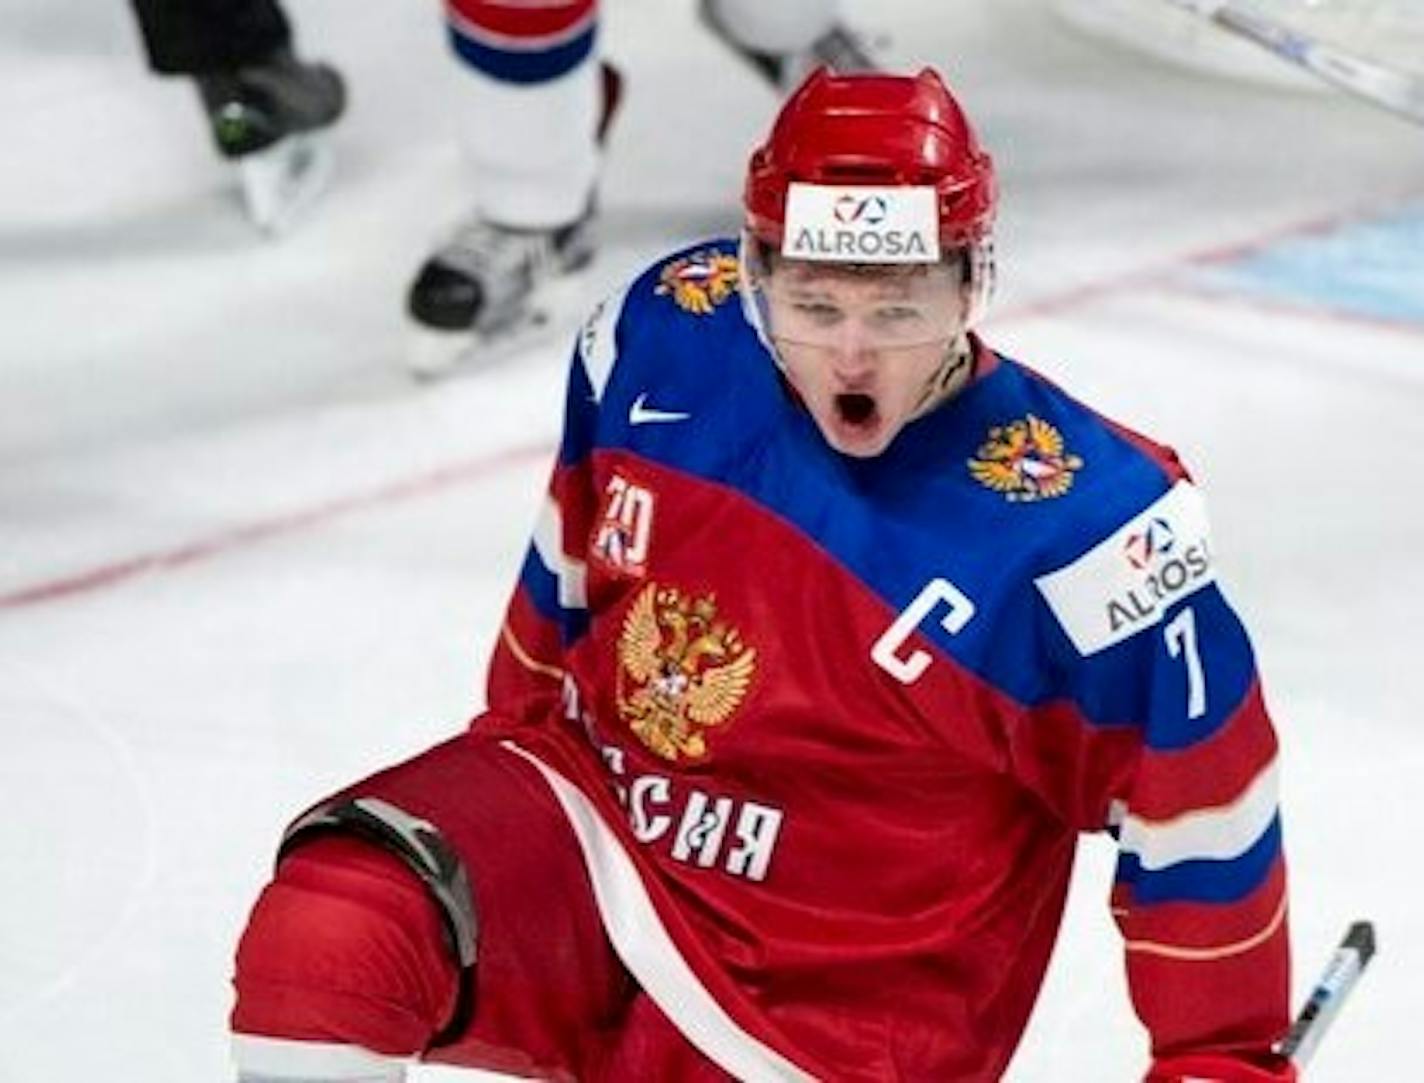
[1278,920,1376,1067]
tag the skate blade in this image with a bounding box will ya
[405,309,558,382]
[238,132,334,236]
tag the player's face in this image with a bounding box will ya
[761,260,967,458]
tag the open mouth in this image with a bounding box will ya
[835,392,877,427]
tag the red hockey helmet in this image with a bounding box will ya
[744,67,997,252]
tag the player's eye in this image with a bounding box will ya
[791,302,843,325]
[873,306,923,324]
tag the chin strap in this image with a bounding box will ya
[911,334,975,420]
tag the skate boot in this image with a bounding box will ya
[405,210,598,380]
[404,63,623,379]
[196,48,346,233]
[697,0,880,90]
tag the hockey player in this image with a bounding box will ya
[407,0,875,376]
[231,68,1296,1082]
[128,0,345,231]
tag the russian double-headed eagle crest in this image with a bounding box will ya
[655,249,740,315]
[968,414,1084,502]
[616,582,756,761]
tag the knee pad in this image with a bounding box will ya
[233,799,477,1054]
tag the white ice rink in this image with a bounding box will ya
[2,0,1421,1079]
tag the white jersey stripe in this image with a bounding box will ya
[231,1035,407,1081]
[532,494,588,610]
[502,741,817,1083]
[1119,758,1279,872]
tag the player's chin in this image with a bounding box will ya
[820,392,895,458]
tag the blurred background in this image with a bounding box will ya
[1,0,1421,1078]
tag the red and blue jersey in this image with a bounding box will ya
[480,240,1290,1081]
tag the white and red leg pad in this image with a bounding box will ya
[442,0,602,227]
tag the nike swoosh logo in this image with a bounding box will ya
[629,393,690,425]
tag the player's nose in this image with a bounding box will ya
[826,319,878,375]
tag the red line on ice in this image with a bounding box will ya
[0,443,553,610]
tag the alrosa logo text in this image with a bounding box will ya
[1107,537,1212,633]
[787,226,932,260]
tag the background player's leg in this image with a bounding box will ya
[699,0,876,88]
[126,0,344,231]
[128,0,291,75]
[704,0,840,61]
[405,0,615,377]
[444,0,602,233]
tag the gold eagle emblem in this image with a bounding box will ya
[968,414,1084,502]
[655,249,740,315]
[616,583,756,761]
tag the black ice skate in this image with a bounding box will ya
[405,213,599,380]
[404,64,623,379]
[197,49,346,234]
[697,0,881,90]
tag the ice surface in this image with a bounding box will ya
[2,0,1421,1079]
